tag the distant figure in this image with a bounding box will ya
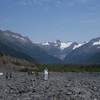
[9,72,12,79]
[5,72,9,79]
[5,72,12,80]
[0,72,3,76]
[44,68,48,80]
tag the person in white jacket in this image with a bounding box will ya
[44,68,48,80]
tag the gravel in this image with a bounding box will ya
[0,72,100,100]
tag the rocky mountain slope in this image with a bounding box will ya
[38,40,84,59]
[38,37,100,64]
[0,30,62,64]
[0,29,100,64]
[64,37,100,64]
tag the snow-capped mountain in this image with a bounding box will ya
[41,40,84,50]
[38,40,85,59]
[40,40,84,50]
[38,37,100,64]
[41,40,73,50]
[0,29,100,64]
[64,37,100,64]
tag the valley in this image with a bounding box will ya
[0,29,100,64]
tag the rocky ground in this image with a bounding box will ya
[0,72,100,100]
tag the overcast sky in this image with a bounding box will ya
[0,0,100,42]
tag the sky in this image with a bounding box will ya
[0,0,100,43]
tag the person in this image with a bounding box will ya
[5,72,12,80]
[0,72,3,76]
[44,68,48,81]
[5,72,8,80]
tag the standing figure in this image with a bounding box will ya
[5,72,12,80]
[44,68,48,81]
[5,72,8,80]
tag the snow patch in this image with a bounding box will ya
[42,42,49,46]
[60,42,72,50]
[73,44,83,50]
[93,40,100,45]
[12,35,26,42]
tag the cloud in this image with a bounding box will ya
[17,0,62,7]
[17,0,92,7]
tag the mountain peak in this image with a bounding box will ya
[60,42,72,50]
[1,30,32,43]
[41,40,85,50]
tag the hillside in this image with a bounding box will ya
[0,53,37,72]
[0,30,62,64]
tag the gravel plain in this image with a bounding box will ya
[0,72,100,100]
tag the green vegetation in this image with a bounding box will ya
[37,64,100,72]
[0,53,3,57]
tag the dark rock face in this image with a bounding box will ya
[0,72,100,100]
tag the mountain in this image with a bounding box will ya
[38,40,84,59]
[0,30,62,64]
[0,29,100,64]
[64,37,100,64]
[0,31,34,62]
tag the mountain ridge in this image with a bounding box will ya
[0,29,100,64]
[38,40,85,59]
[0,29,62,64]
[64,37,100,64]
